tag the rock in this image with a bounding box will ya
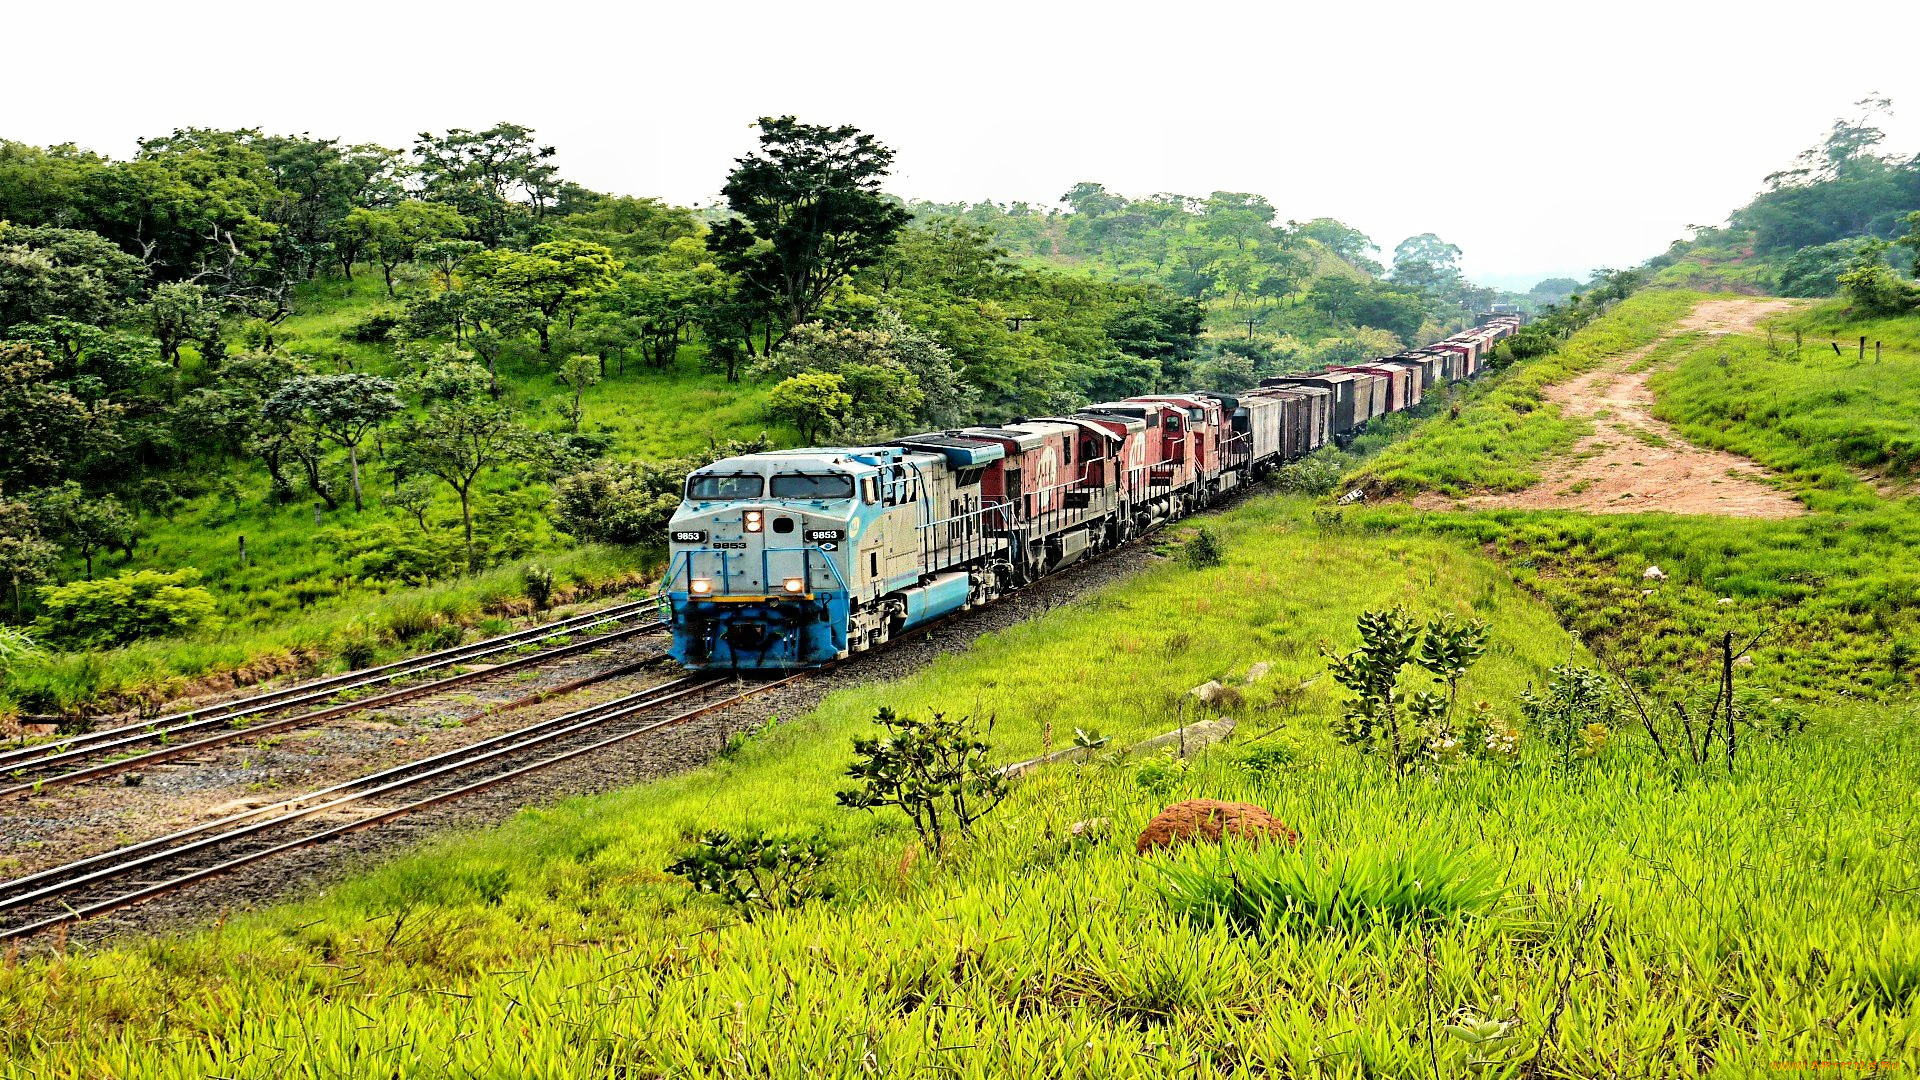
[1642,565,1667,581]
[1068,817,1109,839]
[1189,679,1226,703]
[1132,717,1236,757]
[1136,799,1298,855]
[1734,655,1754,667]
[1717,597,1735,605]
[1244,662,1272,684]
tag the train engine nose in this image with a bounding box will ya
[664,482,855,669]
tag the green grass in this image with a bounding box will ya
[1776,298,1920,355]
[1652,318,1920,497]
[2,545,651,714]
[1352,290,1704,497]
[3,497,1914,1076]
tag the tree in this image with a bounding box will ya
[462,239,621,353]
[30,481,139,580]
[1294,217,1382,273]
[765,371,851,444]
[145,282,222,365]
[412,123,560,248]
[707,117,912,338]
[0,496,57,615]
[557,354,599,433]
[0,224,147,334]
[392,367,533,567]
[752,309,970,430]
[0,342,121,491]
[262,373,405,511]
[346,200,469,297]
[549,459,686,545]
[417,239,484,291]
[1391,233,1464,294]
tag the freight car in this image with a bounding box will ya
[664,317,1522,669]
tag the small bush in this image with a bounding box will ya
[1183,526,1224,570]
[383,605,440,644]
[521,564,555,609]
[1274,455,1345,496]
[337,627,379,671]
[345,310,404,343]
[838,707,1008,850]
[34,569,220,649]
[665,829,834,921]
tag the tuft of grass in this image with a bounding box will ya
[1155,839,1507,934]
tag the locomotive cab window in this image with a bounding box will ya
[772,517,796,534]
[687,473,763,500]
[769,473,854,500]
[861,476,880,504]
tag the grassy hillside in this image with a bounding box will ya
[1,273,794,714]
[1351,289,1703,496]
[1652,306,1920,497]
[4,497,1912,1076]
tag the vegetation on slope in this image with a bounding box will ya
[6,498,1912,1076]
[0,116,1537,717]
[1350,286,1698,497]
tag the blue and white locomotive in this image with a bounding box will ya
[665,440,1010,669]
[661,312,1526,671]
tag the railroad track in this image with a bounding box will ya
[0,672,795,941]
[0,599,668,799]
[0,500,1239,941]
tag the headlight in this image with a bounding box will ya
[782,577,805,594]
[744,510,764,533]
[690,578,713,595]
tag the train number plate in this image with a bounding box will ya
[670,530,707,543]
[804,529,845,541]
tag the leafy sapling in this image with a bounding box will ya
[1325,607,1491,773]
[666,829,834,921]
[837,707,1008,851]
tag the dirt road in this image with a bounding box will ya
[1414,297,1805,518]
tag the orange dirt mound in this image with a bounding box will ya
[1135,799,1299,855]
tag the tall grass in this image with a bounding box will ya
[2,545,649,714]
[2,495,1913,1076]
[1354,289,1704,496]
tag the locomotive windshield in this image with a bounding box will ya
[769,473,855,499]
[687,473,763,500]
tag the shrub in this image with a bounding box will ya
[665,829,834,921]
[383,605,440,644]
[549,460,684,547]
[1183,526,1223,570]
[837,707,1008,850]
[1273,454,1344,496]
[1324,606,1490,773]
[34,569,220,649]
[521,563,554,609]
[1519,664,1619,770]
[345,310,404,343]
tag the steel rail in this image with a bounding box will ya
[0,617,669,800]
[0,662,681,907]
[0,598,662,771]
[0,673,797,940]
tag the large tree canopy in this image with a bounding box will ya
[707,117,912,342]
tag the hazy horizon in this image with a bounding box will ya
[7,0,1918,289]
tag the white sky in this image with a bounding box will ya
[5,0,1919,290]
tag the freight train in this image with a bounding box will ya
[663,315,1523,669]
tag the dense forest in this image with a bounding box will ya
[1652,96,1920,306]
[0,116,1531,706]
